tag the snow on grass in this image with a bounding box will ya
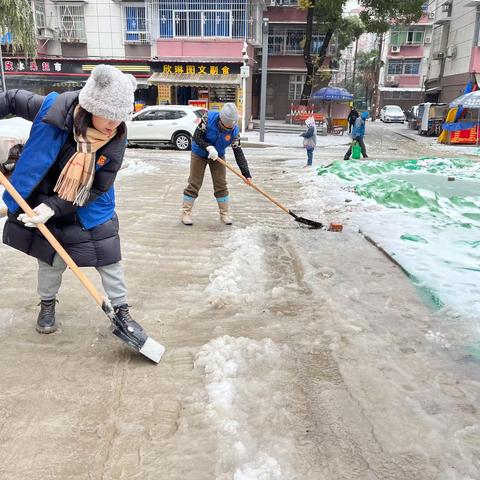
[206,227,267,307]
[194,336,295,480]
[293,158,480,320]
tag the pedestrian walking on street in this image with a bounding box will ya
[182,103,252,226]
[347,106,359,134]
[344,111,369,160]
[300,116,317,167]
[0,65,144,336]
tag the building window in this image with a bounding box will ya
[169,9,231,37]
[387,59,421,75]
[268,26,325,55]
[56,4,86,42]
[33,0,46,31]
[122,4,150,43]
[391,27,425,46]
[289,74,306,100]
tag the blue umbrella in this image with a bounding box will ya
[312,87,353,101]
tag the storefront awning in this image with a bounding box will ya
[148,72,241,87]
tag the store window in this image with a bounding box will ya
[289,75,306,100]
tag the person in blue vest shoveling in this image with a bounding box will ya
[344,111,369,160]
[0,65,145,336]
[182,103,252,226]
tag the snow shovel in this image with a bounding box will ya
[216,158,324,229]
[0,171,165,363]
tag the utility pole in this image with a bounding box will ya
[371,33,384,121]
[352,36,359,98]
[259,18,269,143]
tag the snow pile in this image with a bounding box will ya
[206,227,267,307]
[118,157,158,177]
[194,336,295,480]
[296,158,480,319]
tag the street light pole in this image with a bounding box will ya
[259,18,269,143]
[241,42,249,138]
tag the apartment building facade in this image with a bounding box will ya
[378,2,434,111]
[425,0,480,104]
[2,0,265,118]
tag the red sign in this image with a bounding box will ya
[188,100,208,109]
[450,127,480,144]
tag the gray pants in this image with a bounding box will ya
[37,254,128,307]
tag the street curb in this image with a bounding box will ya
[359,229,410,278]
[394,132,419,142]
[241,142,351,149]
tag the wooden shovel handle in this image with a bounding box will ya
[0,171,104,307]
[216,158,290,214]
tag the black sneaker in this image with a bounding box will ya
[36,299,58,334]
[113,304,145,334]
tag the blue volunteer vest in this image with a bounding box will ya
[2,92,116,230]
[191,111,239,158]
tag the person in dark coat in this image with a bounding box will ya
[0,64,141,335]
[347,107,359,134]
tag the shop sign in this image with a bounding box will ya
[3,59,63,73]
[2,58,151,77]
[155,63,241,75]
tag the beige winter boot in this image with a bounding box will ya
[181,200,194,225]
[218,201,233,225]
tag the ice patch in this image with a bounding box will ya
[206,227,266,307]
[118,157,158,176]
[194,336,295,480]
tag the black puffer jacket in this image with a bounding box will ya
[1,89,126,267]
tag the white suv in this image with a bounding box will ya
[380,105,405,123]
[126,105,207,150]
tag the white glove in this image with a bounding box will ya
[17,203,54,228]
[206,145,219,161]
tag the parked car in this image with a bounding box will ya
[126,105,207,150]
[417,103,448,136]
[379,105,406,123]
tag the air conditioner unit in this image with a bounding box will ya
[391,45,401,53]
[447,45,457,58]
[424,36,432,44]
[428,11,435,19]
[37,27,55,39]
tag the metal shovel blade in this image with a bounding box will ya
[140,337,166,363]
[289,211,324,229]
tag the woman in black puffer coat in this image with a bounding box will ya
[0,65,141,335]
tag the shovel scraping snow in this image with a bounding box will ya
[0,171,165,363]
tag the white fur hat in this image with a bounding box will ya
[79,64,137,122]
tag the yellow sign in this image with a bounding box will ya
[159,64,233,76]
